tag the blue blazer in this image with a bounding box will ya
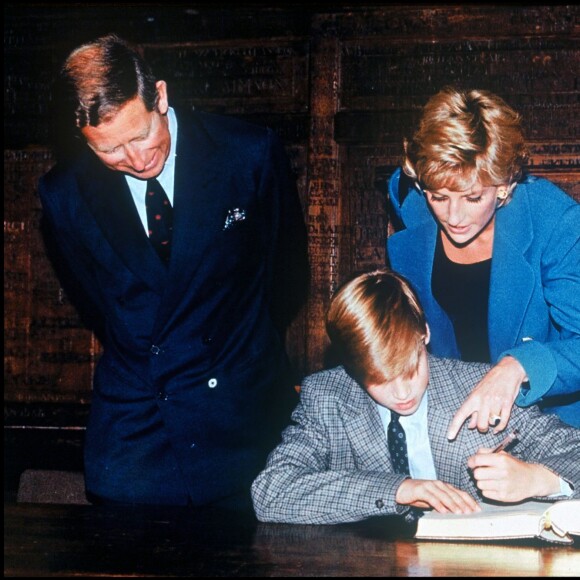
[387,168,580,427]
[38,110,309,505]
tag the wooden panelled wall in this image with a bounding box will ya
[4,4,579,478]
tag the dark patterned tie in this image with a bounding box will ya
[145,178,173,264]
[388,411,423,524]
[388,411,410,475]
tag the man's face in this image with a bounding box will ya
[81,81,171,180]
[365,347,430,416]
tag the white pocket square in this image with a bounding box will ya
[223,208,246,230]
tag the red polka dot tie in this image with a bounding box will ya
[388,411,410,475]
[145,178,173,264]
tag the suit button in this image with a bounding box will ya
[157,391,168,400]
[202,335,213,345]
[375,499,384,509]
[150,345,161,355]
[208,378,218,389]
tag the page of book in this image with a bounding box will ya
[415,499,579,543]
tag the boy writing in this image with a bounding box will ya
[252,270,579,524]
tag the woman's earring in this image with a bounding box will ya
[497,187,508,200]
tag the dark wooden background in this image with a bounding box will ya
[4,3,579,493]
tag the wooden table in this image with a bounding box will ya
[4,502,579,577]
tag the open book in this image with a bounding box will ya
[415,499,580,544]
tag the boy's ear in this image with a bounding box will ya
[425,324,431,345]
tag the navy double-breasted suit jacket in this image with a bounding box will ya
[38,109,309,505]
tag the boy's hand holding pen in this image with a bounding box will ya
[466,429,520,478]
[492,429,520,453]
[467,428,562,501]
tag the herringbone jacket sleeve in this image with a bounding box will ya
[427,357,580,499]
[251,367,409,524]
[502,400,580,496]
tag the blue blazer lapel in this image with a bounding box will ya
[390,221,436,298]
[388,221,459,358]
[76,155,167,292]
[488,191,535,360]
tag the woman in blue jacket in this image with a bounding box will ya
[387,86,579,435]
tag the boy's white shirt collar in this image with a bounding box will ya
[375,388,428,429]
[376,391,438,481]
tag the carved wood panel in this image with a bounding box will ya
[4,4,579,415]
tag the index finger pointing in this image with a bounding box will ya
[447,405,474,440]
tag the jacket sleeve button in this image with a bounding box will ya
[375,499,384,509]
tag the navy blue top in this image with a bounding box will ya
[432,232,491,363]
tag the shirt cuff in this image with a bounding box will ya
[547,478,574,498]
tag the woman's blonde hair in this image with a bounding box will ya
[403,87,528,195]
[326,270,427,386]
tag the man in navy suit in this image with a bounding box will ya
[39,34,309,507]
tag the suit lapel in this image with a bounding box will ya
[427,360,489,492]
[340,376,392,471]
[427,403,462,486]
[428,401,482,493]
[488,188,535,360]
[154,112,222,329]
[76,154,167,292]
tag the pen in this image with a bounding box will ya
[492,429,520,453]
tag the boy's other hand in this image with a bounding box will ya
[396,479,481,514]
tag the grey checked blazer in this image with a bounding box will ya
[251,355,580,524]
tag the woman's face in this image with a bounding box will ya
[424,184,500,246]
